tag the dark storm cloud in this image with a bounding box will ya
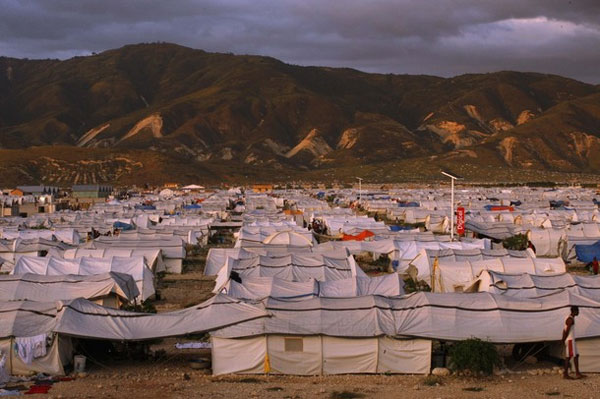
[1,0,599,82]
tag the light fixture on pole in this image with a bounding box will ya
[441,170,463,241]
[356,177,363,205]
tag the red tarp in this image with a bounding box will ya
[489,206,514,212]
[342,230,375,241]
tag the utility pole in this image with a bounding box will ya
[356,177,363,205]
[441,171,463,240]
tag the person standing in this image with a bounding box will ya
[562,306,585,379]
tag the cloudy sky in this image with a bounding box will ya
[1,0,599,83]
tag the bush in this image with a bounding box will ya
[422,375,443,386]
[502,233,529,251]
[448,338,500,375]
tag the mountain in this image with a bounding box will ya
[1,43,599,186]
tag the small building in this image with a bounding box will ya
[16,185,59,196]
[72,185,113,199]
[252,184,273,193]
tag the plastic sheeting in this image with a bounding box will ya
[12,256,154,302]
[431,257,566,293]
[0,272,138,304]
[213,254,365,292]
[57,248,166,273]
[475,270,600,300]
[221,274,405,299]
[214,291,600,343]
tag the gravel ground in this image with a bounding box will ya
[28,366,600,399]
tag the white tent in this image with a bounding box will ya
[409,247,535,283]
[0,272,138,307]
[527,227,566,257]
[220,274,405,299]
[0,301,72,376]
[204,247,350,276]
[211,296,431,375]
[474,270,600,300]
[430,257,566,293]
[12,256,154,302]
[262,231,313,247]
[0,294,269,375]
[213,254,365,293]
[90,236,185,273]
[57,247,166,273]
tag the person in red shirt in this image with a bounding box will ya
[562,306,585,379]
[592,257,599,275]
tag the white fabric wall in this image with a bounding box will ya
[549,338,600,372]
[211,335,431,375]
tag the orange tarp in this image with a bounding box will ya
[342,230,375,241]
[284,210,303,215]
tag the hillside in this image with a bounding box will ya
[1,43,599,185]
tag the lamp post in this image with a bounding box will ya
[441,171,463,240]
[356,177,363,205]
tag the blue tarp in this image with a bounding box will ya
[575,241,600,263]
[113,221,134,231]
[390,225,414,232]
[398,202,419,207]
[184,204,202,210]
[134,205,156,210]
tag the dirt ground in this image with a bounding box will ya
[26,365,600,399]
[7,245,599,398]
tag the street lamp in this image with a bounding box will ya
[441,171,463,240]
[356,177,363,204]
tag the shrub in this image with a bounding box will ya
[422,375,443,386]
[448,338,500,375]
[502,233,529,251]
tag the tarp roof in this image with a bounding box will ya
[0,294,269,340]
[221,274,405,300]
[0,272,138,303]
[213,291,600,343]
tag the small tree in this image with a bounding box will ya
[448,338,500,375]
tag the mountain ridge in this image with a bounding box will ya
[1,42,600,186]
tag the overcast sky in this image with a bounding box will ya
[1,0,599,83]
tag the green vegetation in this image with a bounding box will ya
[502,234,529,251]
[448,338,500,375]
[422,375,443,386]
[329,391,365,399]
